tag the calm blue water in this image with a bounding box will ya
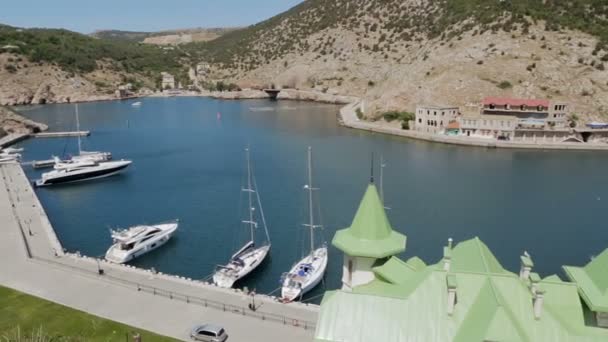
[14,97,608,302]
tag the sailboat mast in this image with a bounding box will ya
[380,155,385,205]
[307,147,314,254]
[246,148,254,243]
[75,104,82,154]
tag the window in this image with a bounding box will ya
[419,118,422,123]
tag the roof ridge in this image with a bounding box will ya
[475,237,491,274]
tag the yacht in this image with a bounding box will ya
[34,158,132,187]
[131,101,142,107]
[0,153,20,163]
[213,148,271,288]
[281,147,328,302]
[1,147,23,154]
[105,220,178,263]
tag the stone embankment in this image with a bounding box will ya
[0,162,317,342]
[339,101,608,151]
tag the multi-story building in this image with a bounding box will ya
[481,97,569,129]
[161,72,176,90]
[458,97,571,140]
[414,106,460,134]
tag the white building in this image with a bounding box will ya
[414,106,460,134]
[161,72,176,90]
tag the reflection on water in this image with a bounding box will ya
[14,96,608,303]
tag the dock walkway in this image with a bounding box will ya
[0,162,317,341]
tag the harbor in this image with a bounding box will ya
[3,97,608,341]
[0,160,318,341]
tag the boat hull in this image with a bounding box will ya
[281,246,328,302]
[213,244,271,288]
[105,222,178,263]
[35,161,131,187]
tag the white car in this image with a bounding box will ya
[190,324,228,342]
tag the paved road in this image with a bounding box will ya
[0,163,317,342]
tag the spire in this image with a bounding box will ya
[370,152,375,183]
[332,183,406,259]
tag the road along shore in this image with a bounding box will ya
[339,101,608,151]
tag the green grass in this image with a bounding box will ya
[0,285,179,341]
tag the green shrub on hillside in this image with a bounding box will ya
[0,25,185,76]
[497,81,512,89]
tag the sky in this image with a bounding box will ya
[0,0,304,33]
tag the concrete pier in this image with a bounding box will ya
[0,133,30,147]
[0,162,317,341]
[34,131,90,138]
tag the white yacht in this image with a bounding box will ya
[1,147,24,154]
[34,158,132,187]
[281,147,328,302]
[105,220,178,263]
[0,153,20,163]
[213,148,271,288]
[131,101,142,107]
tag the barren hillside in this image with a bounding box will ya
[196,0,608,119]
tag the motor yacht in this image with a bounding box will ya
[105,220,178,263]
[34,158,131,187]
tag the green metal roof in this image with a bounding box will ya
[316,238,608,342]
[373,257,425,285]
[563,248,608,313]
[332,183,406,258]
[450,237,508,274]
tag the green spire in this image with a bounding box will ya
[332,183,406,258]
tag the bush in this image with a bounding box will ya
[367,80,375,87]
[382,111,414,124]
[497,81,512,89]
[4,64,17,73]
[355,108,364,119]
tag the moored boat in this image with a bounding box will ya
[281,147,328,302]
[34,158,132,187]
[213,148,271,288]
[105,220,178,263]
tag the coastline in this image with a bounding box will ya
[8,88,608,151]
[338,101,608,151]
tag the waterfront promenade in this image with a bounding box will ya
[340,102,608,151]
[0,162,317,341]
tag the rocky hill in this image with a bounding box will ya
[0,24,193,105]
[195,0,608,120]
[92,28,236,45]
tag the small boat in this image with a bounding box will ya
[281,147,327,302]
[105,220,178,263]
[213,148,271,288]
[131,101,142,107]
[0,153,20,163]
[1,147,24,154]
[34,158,132,187]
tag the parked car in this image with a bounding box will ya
[190,324,228,342]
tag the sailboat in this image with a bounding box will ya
[71,104,112,162]
[213,148,271,288]
[280,147,328,302]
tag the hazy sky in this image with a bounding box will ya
[0,0,303,33]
